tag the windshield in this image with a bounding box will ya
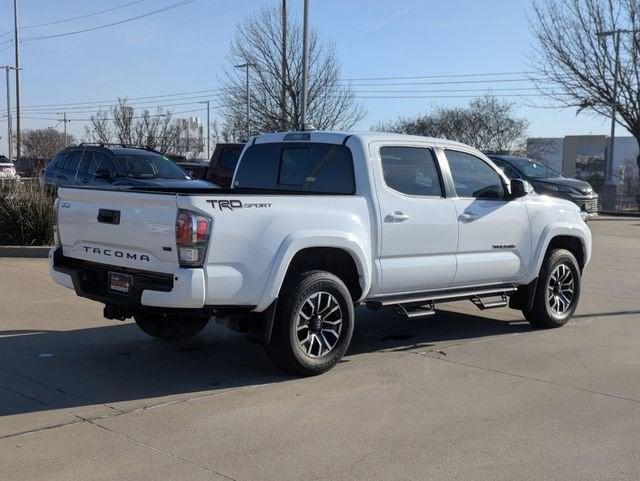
[113,152,188,180]
[508,157,561,179]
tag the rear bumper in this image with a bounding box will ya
[49,247,206,309]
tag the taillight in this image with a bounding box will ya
[175,209,211,267]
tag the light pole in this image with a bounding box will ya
[234,63,254,139]
[300,0,310,130]
[13,0,21,161]
[1,65,17,162]
[281,0,287,131]
[198,100,211,159]
[596,28,640,210]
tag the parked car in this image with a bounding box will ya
[51,131,592,375]
[487,154,598,215]
[41,144,216,190]
[166,155,210,180]
[205,143,244,187]
[0,155,17,180]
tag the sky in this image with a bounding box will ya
[0,0,625,156]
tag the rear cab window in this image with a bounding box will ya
[218,147,242,169]
[234,142,355,194]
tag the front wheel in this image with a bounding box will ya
[134,312,209,341]
[523,248,581,328]
[266,271,355,376]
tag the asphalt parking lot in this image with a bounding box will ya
[1,216,639,481]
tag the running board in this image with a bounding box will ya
[366,286,518,319]
[394,302,436,319]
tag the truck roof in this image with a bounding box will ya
[252,131,470,149]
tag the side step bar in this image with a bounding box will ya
[366,286,517,319]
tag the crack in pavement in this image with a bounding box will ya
[87,419,239,481]
[418,352,640,405]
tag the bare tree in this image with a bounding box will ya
[531,0,640,174]
[376,95,529,152]
[220,4,365,138]
[85,99,204,158]
[22,128,76,164]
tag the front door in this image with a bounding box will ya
[374,144,459,295]
[444,149,531,286]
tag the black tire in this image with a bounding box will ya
[523,248,581,328]
[266,270,355,376]
[133,312,209,341]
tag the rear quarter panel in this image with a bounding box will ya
[179,194,372,310]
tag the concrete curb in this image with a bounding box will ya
[598,211,640,218]
[0,246,52,258]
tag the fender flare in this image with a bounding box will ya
[254,230,372,313]
[525,222,590,284]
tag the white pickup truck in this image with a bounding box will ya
[50,131,592,375]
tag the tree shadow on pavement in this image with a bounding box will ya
[0,306,535,418]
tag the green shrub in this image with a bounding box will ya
[0,181,55,246]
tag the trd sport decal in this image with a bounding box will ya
[206,199,272,211]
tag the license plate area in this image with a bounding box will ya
[108,272,133,294]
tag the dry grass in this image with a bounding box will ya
[0,180,55,246]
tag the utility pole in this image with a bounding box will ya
[234,63,253,139]
[2,66,16,162]
[300,0,310,130]
[280,0,287,131]
[57,112,71,148]
[198,100,211,159]
[596,28,640,211]
[13,0,21,161]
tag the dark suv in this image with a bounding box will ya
[41,144,216,190]
[488,154,599,215]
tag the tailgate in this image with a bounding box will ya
[57,187,179,273]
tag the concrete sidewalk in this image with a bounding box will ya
[1,217,639,480]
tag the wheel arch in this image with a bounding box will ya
[527,223,591,284]
[255,232,372,312]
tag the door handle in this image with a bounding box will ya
[458,212,478,223]
[385,211,410,223]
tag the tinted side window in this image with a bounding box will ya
[446,150,505,199]
[380,147,443,197]
[218,147,241,169]
[61,151,84,178]
[235,142,355,194]
[87,152,116,179]
[492,159,520,179]
[53,152,68,168]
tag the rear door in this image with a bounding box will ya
[373,144,458,294]
[57,188,180,273]
[444,149,531,286]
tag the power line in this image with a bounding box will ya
[12,72,551,111]
[338,71,539,81]
[19,0,148,30]
[23,0,196,42]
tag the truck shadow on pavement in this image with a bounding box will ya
[1,307,536,418]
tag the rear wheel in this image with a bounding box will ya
[134,312,209,341]
[266,271,354,376]
[523,248,581,328]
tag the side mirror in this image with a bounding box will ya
[510,178,534,199]
[95,169,113,182]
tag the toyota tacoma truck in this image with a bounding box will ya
[50,131,592,375]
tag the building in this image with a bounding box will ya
[175,117,205,158]
[527,135,639,202]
